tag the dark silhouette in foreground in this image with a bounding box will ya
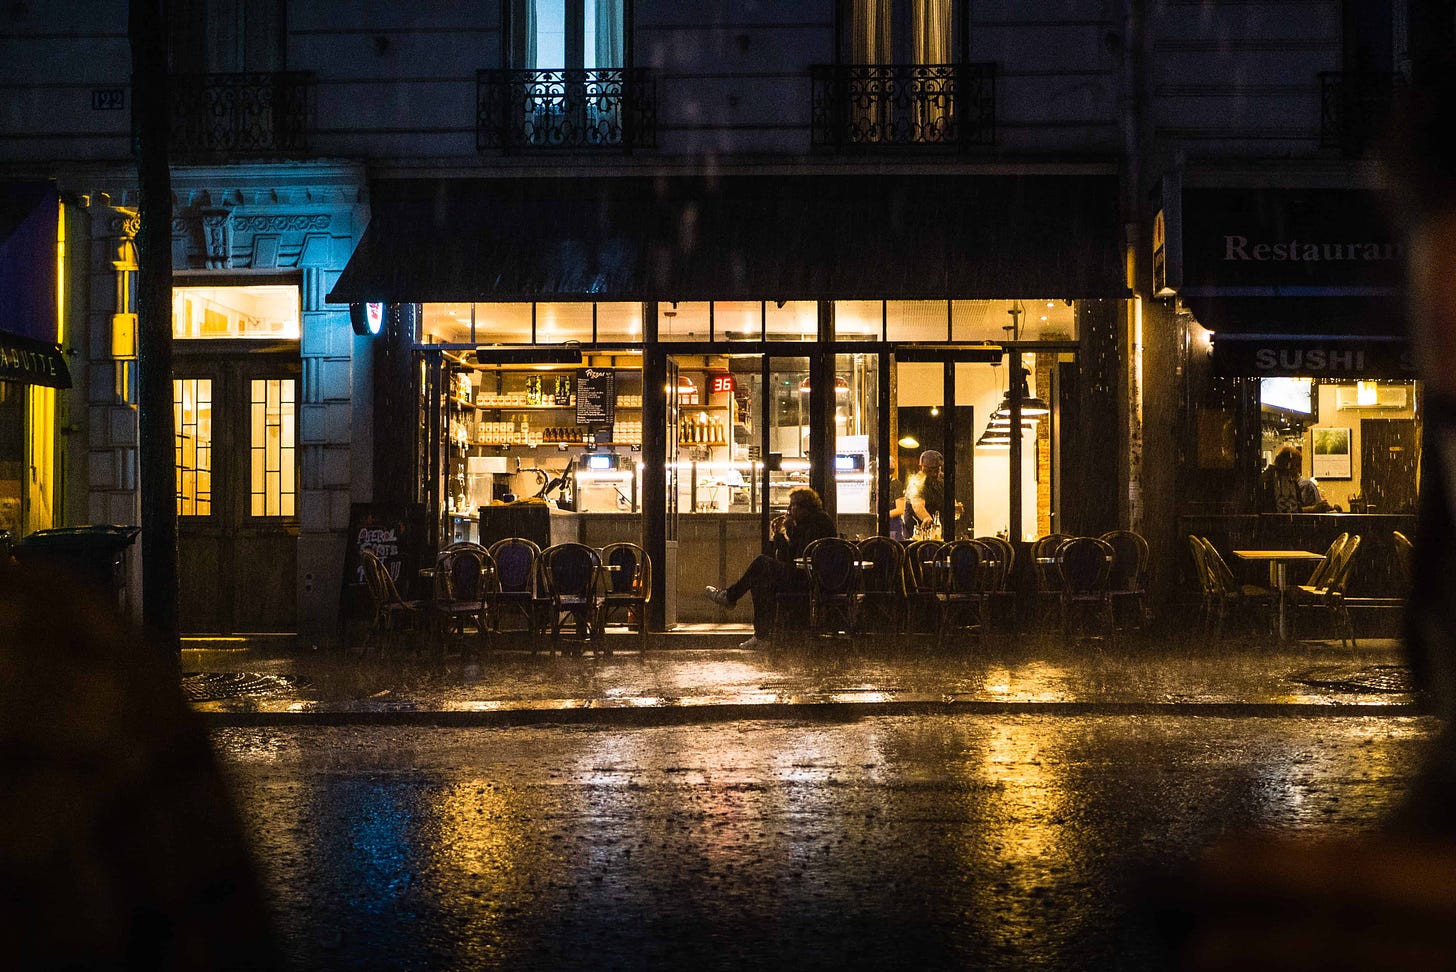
[0,561,279,969]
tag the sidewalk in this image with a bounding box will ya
[182,626,1425,726]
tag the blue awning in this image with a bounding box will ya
[0,182,69,387]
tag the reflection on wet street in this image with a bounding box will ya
[216,715,1435,970]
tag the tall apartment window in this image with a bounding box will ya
[851,0,951,65]
[175,379,213,516]
[251,378,296,517]
[513,0,624,69]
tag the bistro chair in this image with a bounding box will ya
[598,541,652,652]
[1192,535,1273,640]
[1293,534,1362,647]
[804,536,861,640]
[1392,530,1414,591]
[1055,536,1116,640]
[1098,529,1151,631]
[855,535,906,634]
[483,537,542,650]
[974,535,1018,630]
[934,539,992,649]
[902,538,945,636]
[537,542,606,653]
[1305,533,1351,591]
[1031,533,1072,627]
[430,542,491,648]
[359,548,425,651]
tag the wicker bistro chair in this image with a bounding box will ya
[483,537,542,649]
[1098,529,1152,631]
[599,541,651,651]
[537,542,606,653]
[803,536,861,639]
[1192,535,1273,640]
[430,543,491,646]
[1055,536,1116,639]
[1292,534,1363,647]
[1393,530,1414,590]
[359,548,426,650]
[1305,533,1351,591]
[934,539,993,648]
[902,539,946,635]
[855,536,906,634]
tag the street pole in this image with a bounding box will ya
[130,0,180,659]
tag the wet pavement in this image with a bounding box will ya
[182,626,1424,724]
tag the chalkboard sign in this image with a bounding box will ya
[338,503,428,640]
[576,367,616,426]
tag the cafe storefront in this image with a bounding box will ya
[1160,180,1418,610]
[329,173,1127,627]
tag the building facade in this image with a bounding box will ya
[2,0,1439,638]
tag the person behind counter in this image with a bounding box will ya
[1259,445,1332,513]
[704,487,837,650]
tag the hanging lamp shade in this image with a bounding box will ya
[976,429,1011,448]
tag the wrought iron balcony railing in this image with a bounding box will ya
[1319,71,1402,156]
[477,68,656,152]
[168,71,313,160]
[811,62,995,150]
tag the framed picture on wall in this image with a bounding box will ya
[1311,427,1352,480]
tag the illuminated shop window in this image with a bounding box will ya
[172,285,300,340]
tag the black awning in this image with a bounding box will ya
[327,174,1126,304]
[0,329,71,388]
[1184,295,1405,339]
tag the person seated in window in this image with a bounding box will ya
[704,487,836,650]
[1260,445,1331,513]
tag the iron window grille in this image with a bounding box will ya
[810,62,995,150]
[167,71,313,160]
[477,68,657,153]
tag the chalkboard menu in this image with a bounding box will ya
[576,368,616,426]
[338,502,428,639]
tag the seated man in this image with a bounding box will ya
[705,487,837,650]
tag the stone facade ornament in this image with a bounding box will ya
[201,207,233,269]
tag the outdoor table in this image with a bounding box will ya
[1232,549,1325,640]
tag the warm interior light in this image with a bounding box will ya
[1357,380,1379,406]
[898,435,920,449]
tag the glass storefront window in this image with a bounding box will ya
[1260,378,1421,515]
[595,302,643,341]
[835,300,882,341]
[714,301,762,340]
[765,301,817,341]
[421,302,475,343]
[886,300,947,342]
[835,353,878,537]
[0,382,22,538]
[172,285,300,340]
[660,302,710,341]
[474,303,533,343]
[536,302,593,342]
[952,299,1077,342]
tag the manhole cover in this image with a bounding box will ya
[1288,665,1414,694]
[181,672,306,702]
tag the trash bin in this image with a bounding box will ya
[13,525,141,608]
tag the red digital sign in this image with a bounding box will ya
[710,374,735,395]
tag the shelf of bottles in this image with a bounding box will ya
[447,370,644,450]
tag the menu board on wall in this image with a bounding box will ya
[576,368,616,426]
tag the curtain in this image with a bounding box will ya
[851,0,891,64]
[592,0,623,69]
[913,0,951,65]
[515,0,538,67]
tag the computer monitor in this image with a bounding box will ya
[834,454,866,473]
